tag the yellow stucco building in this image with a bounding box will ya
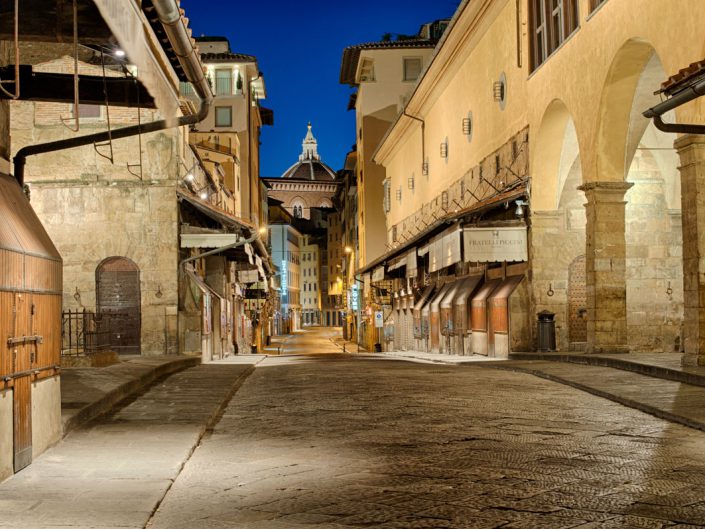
[365,0,705,362]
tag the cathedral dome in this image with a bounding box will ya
[281,123,337,181]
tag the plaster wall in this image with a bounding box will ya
[31,376,61,459]
[0,389,12,482]
[356,48,435,118]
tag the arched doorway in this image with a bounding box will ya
[96,257,141,354]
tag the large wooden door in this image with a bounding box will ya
[569,255,588,344]
[96,257,141,354]
[12,293,33,472]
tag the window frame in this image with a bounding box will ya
[402,56,423,82]
[214,106,232,127]
[530,0,580,71]
[214,68,232,96]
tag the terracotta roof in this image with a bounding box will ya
[200,52,257,63]
[661,59,705,96]
[281,159,337,181]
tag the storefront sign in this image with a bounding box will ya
[463,227,528,262]
[372,266,385,282]
[350,284,359,311]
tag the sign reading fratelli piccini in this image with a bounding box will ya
[462,227,528,263]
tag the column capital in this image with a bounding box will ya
[578,181,634,202]
[674,133,705,152]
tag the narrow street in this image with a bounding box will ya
[3,331,705,528]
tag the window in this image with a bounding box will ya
[215,106,232,127]
[403,57,423,82]
[530,0,579,70]
[215,69,232,96]
[383,178,391,214]
[359,58,375,82]
[590,0,607,11]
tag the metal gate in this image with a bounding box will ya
[96,257,141,354]
[568,255,587,344]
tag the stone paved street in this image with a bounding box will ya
[150,340,705,528]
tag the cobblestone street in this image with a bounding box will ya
[151,350,705,528]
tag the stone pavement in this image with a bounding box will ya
[60,355,200,434]
[0,362,255,529]
[147,355,705,528]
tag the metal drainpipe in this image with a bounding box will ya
[643,77,705,135]
[13,0,213,186]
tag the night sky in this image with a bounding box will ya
[180,0,459,177]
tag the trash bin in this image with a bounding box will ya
[374,342,382,352]
[537,310,556,351]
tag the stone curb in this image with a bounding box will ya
[62,356,201,436]
[144,364,256,525]
[481,362,705,434]
[509,352,705,388]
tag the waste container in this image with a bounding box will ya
[374,342,382,352]
[537,310,556,351]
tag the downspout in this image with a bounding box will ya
[643,77,705,135]
[402,110,426,174]
[13,0,213,186]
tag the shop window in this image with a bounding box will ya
[403,57,423,82]
[215,106,232,127]
[530,0,579,71]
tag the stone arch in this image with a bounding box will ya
[531,99,586,350]
[95,256,141,354]
[594,38,664,182]
[531,99,581,211]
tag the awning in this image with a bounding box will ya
[180,233,242,248]
[414,285,436,312]
[177,189,254,232]
[355,182,528,276]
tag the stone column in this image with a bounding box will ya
[578,182,633,354]
[676,135,705,365]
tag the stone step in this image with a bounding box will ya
[510,351,705,388]
[485,360,705,433]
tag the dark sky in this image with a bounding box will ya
[180,0,459,177]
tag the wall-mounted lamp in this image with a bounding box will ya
[396,187,402,201]
[441,191,449,210]
[114,49,126,58]
[408,176,414,190]
[494,72,507,110]
[422,160,429,176]
[440,141,448,158]
[515,199,528,217]
[344,246,353,254]
[73,287,81,302]
[462,116,472,135]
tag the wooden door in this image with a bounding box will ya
[12,293,33,472]
[569,255,587,343]
[96,257,141,354]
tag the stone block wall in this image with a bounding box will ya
[626,150,683,352]
[29,183,179,356]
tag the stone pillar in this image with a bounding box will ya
[676,135,705,365]
[578,182,633,354]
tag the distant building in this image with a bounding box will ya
[263,123,339,220]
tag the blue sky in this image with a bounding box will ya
[180,0,459,177]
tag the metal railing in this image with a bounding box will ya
[61,309,111,356]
